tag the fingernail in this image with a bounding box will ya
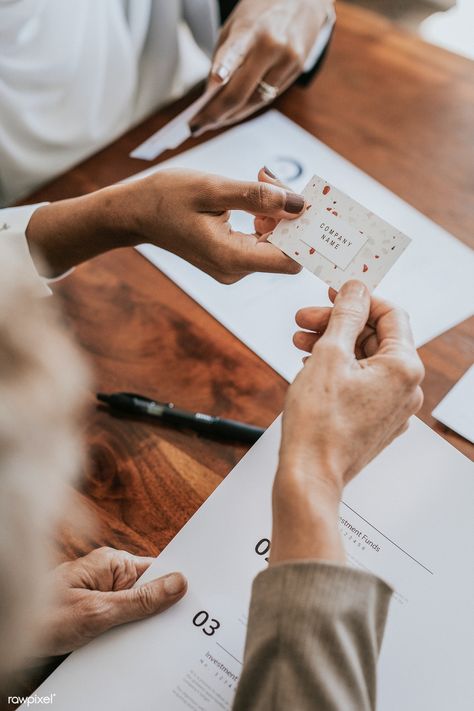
[164,573,186,596]
[263,165,277,179]
[340,279,367,299]
[284,192,305,214]
[212,63,231,84]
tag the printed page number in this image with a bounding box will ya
[193,610,221,636]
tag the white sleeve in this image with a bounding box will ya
[303,3,336,72]
[182,0,219,56]
[0,204,72,296]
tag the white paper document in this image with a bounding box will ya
[27,417,474,710]
[132,111,473,382]
[130,84,222,161]
[432,364,474,443]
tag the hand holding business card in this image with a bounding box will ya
[269,175,412,291]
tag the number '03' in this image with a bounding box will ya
[193,610,221,636]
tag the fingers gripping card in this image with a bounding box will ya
[269,175,412,291]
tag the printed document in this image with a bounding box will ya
[27,417,474,711]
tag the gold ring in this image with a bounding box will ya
[257,80,279,102]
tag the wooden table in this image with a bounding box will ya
[25,0,474,554]
[11,1,473,700]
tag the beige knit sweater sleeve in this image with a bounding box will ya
[233,561,392,711]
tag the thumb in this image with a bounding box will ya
[323,280,371,354]
[215,177,305,218]
[104,572,187,628]
[254,166,293,238]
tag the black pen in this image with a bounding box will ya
[97,392,265,444]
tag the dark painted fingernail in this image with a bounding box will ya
[263,165,277,179]
[285,192,305,214]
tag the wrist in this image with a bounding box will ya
[93,182,144,248]
[278,444,344,503]
[26,185,136,276]
[269,459,345,565]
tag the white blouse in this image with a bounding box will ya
[0,0,333,291]
[0,0,215,207]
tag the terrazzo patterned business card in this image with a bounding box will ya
[269,175,412,291]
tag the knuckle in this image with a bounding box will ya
[243,183,262,210]
[412,386,424,413]
[398,357,425,388]
[333,304,364,323]
[398,307,411,323]
[79,598,111,637]
[257,29,277,51]
[95,546,115,559]
[247,182,281,212]
[257,30,302,68]
[316,338,345,360]
[283,44,302,69]
[257,183,274,210]
[134,584,158,616]
[258,29,284,54]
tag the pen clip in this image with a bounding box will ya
[119,392,170,408]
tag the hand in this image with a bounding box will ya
[124,168,305,283]
[37,547,187,656]
[270,281,424,564]
[26,169,304,283]
[191,0,333,135]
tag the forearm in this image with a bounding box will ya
[25,184,139,277]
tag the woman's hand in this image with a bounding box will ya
[26,169,304,282]
[191,0,334,135]
[123,168,304,283]
[37,548,187,656]
[270,281,424,565]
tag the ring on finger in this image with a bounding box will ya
[257,80,279,103]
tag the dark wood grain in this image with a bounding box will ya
[8,3,473,703]
[52,250,288,562]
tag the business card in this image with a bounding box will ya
[269,175,412,291]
